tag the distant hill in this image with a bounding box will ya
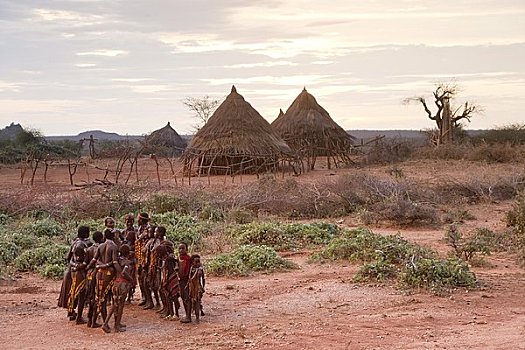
[46,130,144,142]
[42,129,488,143]
[0,123,24,141]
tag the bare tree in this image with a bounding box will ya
[404,82,483,145]
[182,95,220,130]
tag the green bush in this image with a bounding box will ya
[154,212,209,247]
[401,257,477,293]
[0,213,11,226]
[19,217,65,238]
[38,263,66,279]
[312,228,432,264]
[353,260,398,282]
[230,221,341,251]
[506,190,525,263]
[444,225,492,261]
[206,245,295,276]
[0,238,20,266]
[13,244,69,273]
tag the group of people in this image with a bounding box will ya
[57,212,206,333]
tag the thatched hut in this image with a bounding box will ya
[144,122,187,156]
[182,86,293,177]
[271,88,353,170]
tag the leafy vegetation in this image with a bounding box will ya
[312,227,477,293]
[206,245,296,276]
[401,257,477,294]
[230,221,340,251]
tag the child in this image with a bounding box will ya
[67,246,87,324]
[102,244,134,333]
[158,244,181,320]
[188,254,206,322]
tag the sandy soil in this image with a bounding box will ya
[1,159,524,349]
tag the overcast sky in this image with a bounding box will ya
[1,0,524,136]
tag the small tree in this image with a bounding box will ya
[405,83,483,145]
[182,95,220,130]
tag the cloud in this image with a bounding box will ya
[75,63,97,68]
[224,61,297,69]
[76,50,128,57]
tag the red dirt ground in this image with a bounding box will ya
[0,159,524,349]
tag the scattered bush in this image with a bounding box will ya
[312,227,477,293]
[506,190,525,264]
[18,217,65,238]
[13,244,69,276]
[154,211,209,248]
[401,257,477,294]
[230,221,341,251]
[444,225,492,261]
[206,245,295,276]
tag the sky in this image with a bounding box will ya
[0,0,524,136]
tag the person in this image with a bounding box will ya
[142,225,161,310]
[188,254,206,322]
[178,242,192,323]
[104,217,122,247]
[88,229,118,325]
[102,244,134,333]
[157,244,180,320]
[67,246,88,324]
[121,213,137,303]
[58,226,90,316]
[135,212,150,306]
[122,213,136,249]
[86,231,104,328]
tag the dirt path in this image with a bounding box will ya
[1,250,524,350]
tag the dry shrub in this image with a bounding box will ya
[362,138,418,165]
[434,174,522,204]
[416,143,525,163]
[363,199,439,227]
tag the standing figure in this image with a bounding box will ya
[135,213,150,306]
[157,244,180,320]
[86,231,104,328]
[142,225,161,310]
[58,226,90,316]
[67,247,88,324]
[102,244,134,333]
[104,217,121,247]
[89,229,118,325]
[188,254,206,322]
[178,242,192,323]
[122,213,136,303]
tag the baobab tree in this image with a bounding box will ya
[405,83,483,145]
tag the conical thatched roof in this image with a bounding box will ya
[182,86,292,175]
[271,88,353,169]
[145,122,187,155]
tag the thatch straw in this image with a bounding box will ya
[182,86,293,175]
[271,88,353,169]
[145,122,187,155]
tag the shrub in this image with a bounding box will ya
[506,190,525,263]
[353,260,398,282]
[230,221,341,251]
[39,263,66,279]
[0,213,11,226]
[312,228,432,264]
[227,208,255,224]
[13,244,69,273]
[444,224,492,261]
[206,245,295,276]
[366,198,439,226]
[0,238,20,266]
[401,257,477,294]
[19,217,65,238]
[153,211,209,248]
